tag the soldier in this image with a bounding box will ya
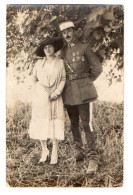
[59,21,103,174]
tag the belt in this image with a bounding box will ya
[67,73,90,80]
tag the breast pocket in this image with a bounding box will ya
[79,81,98,102]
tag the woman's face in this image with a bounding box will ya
[43,44,55,56]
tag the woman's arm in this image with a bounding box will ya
[32,62,39,84]
[49,60,66,101]
[54,60,66,96]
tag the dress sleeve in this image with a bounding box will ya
[32,61,39,83]
[85,44,103,81]
[54,59,66,96]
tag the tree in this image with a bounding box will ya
[6,4,124,85]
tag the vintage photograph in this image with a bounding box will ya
[6,4,124,187]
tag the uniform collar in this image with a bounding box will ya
[68,39,78,48]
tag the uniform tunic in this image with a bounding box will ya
[62,40,103,105]
[29,57,66,140]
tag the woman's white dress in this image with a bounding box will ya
[29,57,66,140]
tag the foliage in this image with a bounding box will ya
[6,100,123,187]
[6,4,124,85]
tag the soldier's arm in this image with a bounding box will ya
[85,44,103,81]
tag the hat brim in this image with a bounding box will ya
[36,37,64,57]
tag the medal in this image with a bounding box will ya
[72,58,76,62]
[72,52,76,57]
[77,56,80,60]
[81,56,85,61]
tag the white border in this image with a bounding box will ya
[1,0,133,194]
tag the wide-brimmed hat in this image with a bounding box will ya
[36,37,64,57]
[59,21,75,31]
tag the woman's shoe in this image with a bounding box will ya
[39,149,49,163]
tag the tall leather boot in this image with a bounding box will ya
[71,126,84,162]
[84,125,98,174]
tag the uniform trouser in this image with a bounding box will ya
[66,103,97,160]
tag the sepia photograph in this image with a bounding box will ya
[6,4,124,187]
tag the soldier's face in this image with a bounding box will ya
[62,28,75,43]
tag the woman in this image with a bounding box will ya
[29,36,66,164]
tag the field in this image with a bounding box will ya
[6,100,123,187]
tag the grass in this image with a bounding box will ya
[6,100,123,187]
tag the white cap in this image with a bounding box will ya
[59,21,75,31]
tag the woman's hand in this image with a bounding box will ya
[49,92,58,101]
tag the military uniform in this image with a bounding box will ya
[62,39,102,105]
[62,39,103,158]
